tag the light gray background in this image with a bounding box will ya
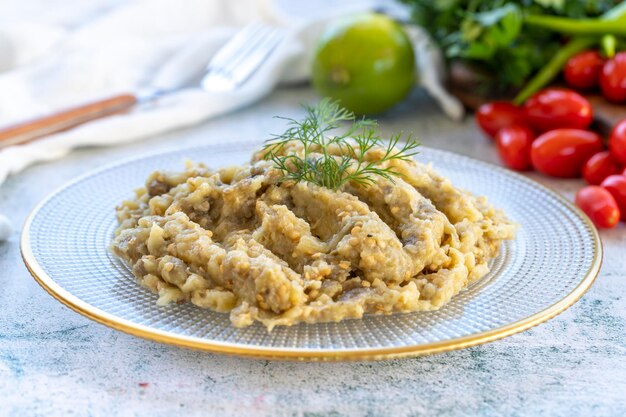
[1,87,625,416]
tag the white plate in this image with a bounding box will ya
[21,142,601,361]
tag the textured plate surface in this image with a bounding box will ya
[21,142,601,360]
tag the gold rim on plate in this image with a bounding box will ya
[20,146,603,361]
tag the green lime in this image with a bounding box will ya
[312,13,415,115]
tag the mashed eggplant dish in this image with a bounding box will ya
[111,100,516,330]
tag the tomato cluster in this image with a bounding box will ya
[476,87,626,229]
[565,51,626,102]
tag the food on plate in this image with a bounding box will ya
[311,13,415,115]
[111,100,516,329]
[575,186,620,228]
[531,129,603,178]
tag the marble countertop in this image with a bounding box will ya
[1,88,625,417]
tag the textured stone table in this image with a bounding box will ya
[1,88,625,417]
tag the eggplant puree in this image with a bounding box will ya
[111,142,517,329]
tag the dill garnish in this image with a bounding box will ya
[262,98,420,190]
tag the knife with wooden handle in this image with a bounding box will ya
[0,94,138,149]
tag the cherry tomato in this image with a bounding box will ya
[531,129,603,178]
[523,88,593,132]
[564,50,605,90]
[582,151,622,185]
[609,119,626,165]
[476,102,526,139]
[495,125,534,171]
[600,52,626,103]
[601,175,626,221]
[575,186,620,228]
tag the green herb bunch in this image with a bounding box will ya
[401,0,624,98]
[262,98,420,191]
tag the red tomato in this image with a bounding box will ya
[523,88,593,132]
[575,186,620,228]
[564,50,605,90]
[495,125,534,171]
[601,175,626,221]
[476,102,526,139]
[600,52,626,103]
[622,167,626,176]
[609,119,626,165]
[531,129,603,178]
[582,151,622,185]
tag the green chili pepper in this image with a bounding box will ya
[513,37,596,105]
[601,34,617,58]
[514,2,626,104]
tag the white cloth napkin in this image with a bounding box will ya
[0,0,463,240]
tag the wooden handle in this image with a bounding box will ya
[0,94,138,149]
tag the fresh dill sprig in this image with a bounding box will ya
[262,98,420,191]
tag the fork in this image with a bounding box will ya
[202,22,285,92]
[0,22,285,149]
